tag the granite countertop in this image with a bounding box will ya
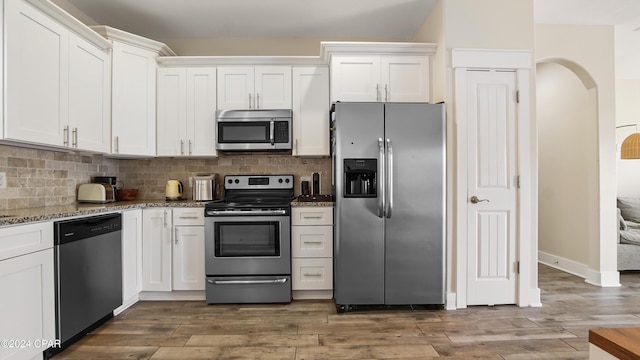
[0,199,333,226]
[0,200,207,226]
[291,200,335,207]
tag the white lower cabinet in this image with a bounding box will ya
[172,208,205,290]
[142,208,173,291]
[116,209,143,314]
[0,222,55,360]
[142,208,205,294]
[291,206,333,299]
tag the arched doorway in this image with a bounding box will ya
[536,58,619,286]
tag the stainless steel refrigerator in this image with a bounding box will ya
[332,102,445,311]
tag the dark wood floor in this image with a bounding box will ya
[52,265,640,359]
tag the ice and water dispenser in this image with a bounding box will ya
[344,159,376,197]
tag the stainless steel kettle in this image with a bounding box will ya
[165,179,183,200]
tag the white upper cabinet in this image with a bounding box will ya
[322,42,436,104]
[330,55,429,103]
[110,42,158,157]
[330,56,379,102]
[68,33,111,153]
[218,66,291,110]
[92,26,175,157]
[157,67,217,157]
[4,0,111,152]
[292,66,330,157]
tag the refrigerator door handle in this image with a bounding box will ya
[386,138,393,219]
[378,137,385,218]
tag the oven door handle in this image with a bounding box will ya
[206,209,287,216]
[208,278,288,285]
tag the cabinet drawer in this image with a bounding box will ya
[291,207,333,226]
[292,258,333,290]
[292,225,333,258]
[172,208,204,226]
[0,222,53,261]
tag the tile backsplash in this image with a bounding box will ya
[119,153,331,200]
[0,144,331,210]
[0,144,119,210]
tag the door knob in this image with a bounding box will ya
[470,196,489,204]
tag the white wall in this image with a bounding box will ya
[615,28,640,199]
[535,24,618,285]
[537,62,598,266]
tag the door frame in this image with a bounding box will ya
[451,49,540,308]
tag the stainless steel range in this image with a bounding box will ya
[204,174,294,304]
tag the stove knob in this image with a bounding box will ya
[227,179,233,184]
[278,178,283,183]
[234,179,240,184]
[285,178,290,183]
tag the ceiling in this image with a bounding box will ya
[51,0,640,42]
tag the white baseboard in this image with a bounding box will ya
[292,290,333,300]
[139,290,206,301]
[538,251,588,278]
[538,251,620,287]
[114,294,139,315]
[446,292,457,310]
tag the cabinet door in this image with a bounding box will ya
[255,66,291,109]
[111,42,157,156]
[68,33,111,153]
[187,68,217,156]
[157,67,187,156]
[121,209,143,304]
[142,209,172,291]
[217,66,254,110]
[5,0,69,146]
[381,55,430,102]
[0,249,55,360]
[292,67,329,156]
[330,55,380,102]
[173,226,205,290]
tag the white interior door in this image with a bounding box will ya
[466,70,518,306]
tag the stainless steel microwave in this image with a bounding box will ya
[215,109,292,151]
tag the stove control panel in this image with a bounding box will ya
[224,175,294,190]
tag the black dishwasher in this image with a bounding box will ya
[51,213,122,353]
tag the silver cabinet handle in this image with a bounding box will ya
[180,140,184,155]
[386,138,393,219]
[248,93,252,109]
[189,140,193,155]
[114,136,119,153]
[385,84,388,102]
[163,210,168,228]
[376,84,380,102]
[72,128,78,148]
[256,93,260,109]
[208,278,288,285]
[303,241,323,244]
[174,228,178,244]
[470,196,490,204]
[303,273,322,277]
[269,120,275,145]
[378,137,385,218]
[63,126,69,146]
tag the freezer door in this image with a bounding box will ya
[384,103,445,305]
[334,102,386,305]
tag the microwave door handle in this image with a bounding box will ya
[270,120,275,145]
[378,138,385,218]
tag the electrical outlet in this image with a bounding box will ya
[0,172,6,189]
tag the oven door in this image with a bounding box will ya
[205,214,291,276]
